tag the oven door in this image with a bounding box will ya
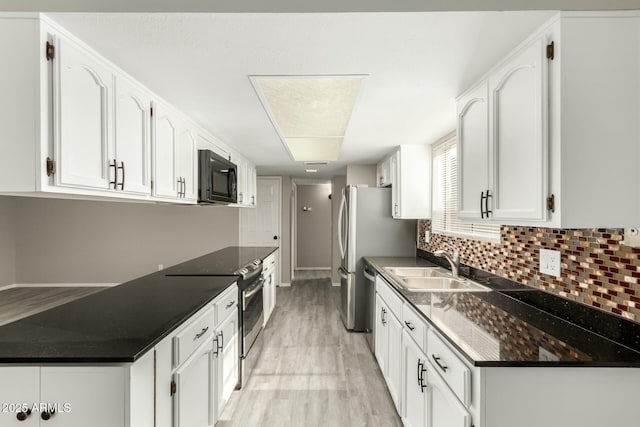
[242,277,264,358]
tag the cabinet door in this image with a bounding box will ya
[40,366,126,427]
[155,337,173,427]
[489,37,547,221]
[174,341,213,427]
[387,310,403,412]
[55,37,112,190]
[152,102,179,199]
[0,367,39,426]
[428,368,471,427]
[215,309,239,422]
[457,82,489,219]
[374,295,388,375]
[390,151,400,218]
[178,124,197,201]
[402,330,428,427]
[114,75,151,195]
[235,158,248,205]
[248,164,257,207]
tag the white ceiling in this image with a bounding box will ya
[48,12,556,178]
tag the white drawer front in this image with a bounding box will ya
[376,275,403,319]
[263,253,276,271]
[402,303,427,352]
[427,328,472,407]
[215,284,238,325]
[174,307,214,367]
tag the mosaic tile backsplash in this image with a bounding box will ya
[417,220,640,323]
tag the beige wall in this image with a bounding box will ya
[346,164,377,187]
[280,176,292,284]
[296,184,332,268]
[12,197,239,283]
[331,175,347,283]
[0,197,16,286]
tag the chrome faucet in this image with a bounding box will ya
[434,249,460,278]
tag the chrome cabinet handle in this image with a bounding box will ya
[225,300,235,309]
[16,409,32,421]
[109,159,118,189]
[217,331,223,352]
[117,161,125,190]
[404,321,415,331]
[480,191,485,218]
[432,354,448,372]
[195,327,209,340]
[418,360,427,392]
[381,307,387,325]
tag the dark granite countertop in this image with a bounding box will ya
[365,256,640,368]
[165,246,278,276]
[0,246,278,363]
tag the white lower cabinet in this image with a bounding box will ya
[173,341,214,427]
[375,290,403,413]
[427,368,470,427]
[401,330,428,427]
[214,308,239,419]
[262,252,278,325]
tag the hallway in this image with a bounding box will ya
[218,276,402,426]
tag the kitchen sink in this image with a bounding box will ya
[385,266,446,278]
[399,277,491,292]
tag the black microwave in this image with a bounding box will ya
[198,150,238,204]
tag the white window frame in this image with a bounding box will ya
[431,134,500,242]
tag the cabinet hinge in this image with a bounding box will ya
[46,157,56,176]
[547,194,555,213]
[46,41,55,61]
[546,41,555,60]
[170,380,176,396]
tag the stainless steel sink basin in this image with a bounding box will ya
[398,277,491,292]
[385,267,446,278]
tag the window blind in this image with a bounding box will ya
[431,135,500,240]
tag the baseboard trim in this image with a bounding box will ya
[332,282,340,287]
[279,282,291,287]
[295,267,331,271]
[1,283,119,290]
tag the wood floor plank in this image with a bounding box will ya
[0,286,108,326]
[217,276,402,426]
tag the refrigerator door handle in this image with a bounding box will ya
[338,267,349,280]
[338,191,346,259]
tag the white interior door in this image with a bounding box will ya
[240,177,281,246]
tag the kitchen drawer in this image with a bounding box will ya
[215,284,238,325]
[376,275,403,318]
[402,303,427,352]
[263,253,276,272]
[173,307,214,367]
[427,328,472,407]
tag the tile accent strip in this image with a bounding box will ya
[417,220,640,323]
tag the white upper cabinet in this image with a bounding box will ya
[152,102,180,200]
[377,155,393,187]
[456,13,640,227]
[390,145,431,219]
[178,123,198,202]
[114,75,152,195]
[456,82,489,220]
[55,36,112,191]
[489,38,546,221]
[231,154,257,208]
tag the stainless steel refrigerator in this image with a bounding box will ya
[337,185,416,332]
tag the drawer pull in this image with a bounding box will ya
[225,300,236,309]
[432,354,448,372]
[381,307,387,325]
[217,331,224,352]
[194,327,209,340]
[16,409,31,421]
[404,321,415,331]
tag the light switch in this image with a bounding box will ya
[539,249,561,277]
[424,230,430,244]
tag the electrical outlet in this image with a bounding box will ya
[539,248,561,277]
[424,230,430,244]
[623,228,640,248]
[158,264,164,271]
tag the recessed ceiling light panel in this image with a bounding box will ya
[251,75,366,162]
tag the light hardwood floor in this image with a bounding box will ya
[218,276,402,427]
[0,286,107,326]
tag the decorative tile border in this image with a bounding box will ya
[417,220,640,323]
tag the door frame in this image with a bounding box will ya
[292,179,333,273]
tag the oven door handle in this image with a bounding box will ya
[243,278,265,309]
